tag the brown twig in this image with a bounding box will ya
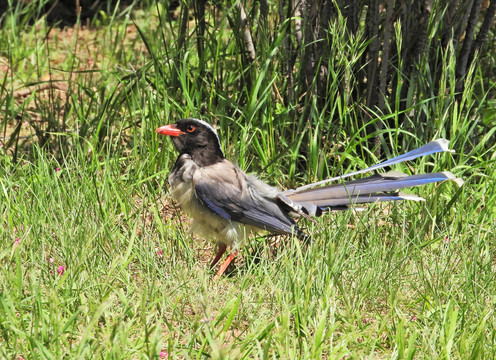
[235,1,256,62]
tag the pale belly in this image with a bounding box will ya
[170,178,255,248]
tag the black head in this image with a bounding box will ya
[155,118,225,167]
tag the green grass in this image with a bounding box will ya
[1,1,496,359]
[1,149,494,359]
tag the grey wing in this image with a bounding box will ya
[194,163,299,236]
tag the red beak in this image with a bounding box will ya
[155,124,184,137]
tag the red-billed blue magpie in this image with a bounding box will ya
[156,118,462,276]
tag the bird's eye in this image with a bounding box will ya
[186,125,196,133]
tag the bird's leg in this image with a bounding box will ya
[210,243,227,270]
[215,249,238,278]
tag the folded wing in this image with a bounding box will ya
[194,161,304,237]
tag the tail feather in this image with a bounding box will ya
[285,172,462,215]
[287,171,459,203]
[290,139,454,193]
[311,192,425,209]
[280,139,463,216]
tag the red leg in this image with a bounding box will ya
[215,249,238,278]
[210,243,227,269]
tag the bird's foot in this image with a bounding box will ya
[214,249,238,278]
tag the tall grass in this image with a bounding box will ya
[0,1,495,359]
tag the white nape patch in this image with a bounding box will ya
[185,118,224,157]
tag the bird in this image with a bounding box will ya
[156,118,462,276]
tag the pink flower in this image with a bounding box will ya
[445,236,450,243]
[411,316,418,321]
[157,249,163,256]
[160,351,169,358]
[48,258,54,263]
[57,266,66,275]
[55,167,61,172]
[200,316,215,323]
[13,238,20,247]
[88,58,94,67]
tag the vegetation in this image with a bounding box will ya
[0,0,495,358]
